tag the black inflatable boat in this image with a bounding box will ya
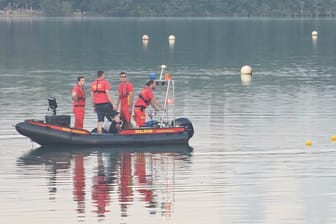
[15,117,194,147]
[15,65,194,147]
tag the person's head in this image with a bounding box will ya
[97,70,104,78]
[145,79,157,89]
[119,72,127,82]
[77,76,85,86]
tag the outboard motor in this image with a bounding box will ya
[45,97,71,127]
[173,117,194,138]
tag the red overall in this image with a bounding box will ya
[72,84,86,129]
[118,81,133,122]
[134,86,153,127]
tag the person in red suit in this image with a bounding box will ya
[72,76,86,129]
[116,72,134,129]
[90,70,120,134]
[134,79,163,127]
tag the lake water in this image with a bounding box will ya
[1,17,336,224]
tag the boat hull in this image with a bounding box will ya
[15,120,191,146]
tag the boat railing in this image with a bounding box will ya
[155,65,176,128]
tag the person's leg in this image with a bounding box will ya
[105,103,121,132]
[134,107,146,127]
[97,121,103,134]
[75,107,85,129]
[121,106,132,129]
[95,104,105,134]
[134,107,140,127]
[73,107,80,128]
[139,110,145,127]
[104,103,114,121]
[112,112,121,131]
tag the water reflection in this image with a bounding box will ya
[17,145,192,221]
[92,153,110,218]
[73,153,86,217]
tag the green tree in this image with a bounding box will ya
[2,0,336,17]
[40,0,62,16]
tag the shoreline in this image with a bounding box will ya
[0,9,85,17]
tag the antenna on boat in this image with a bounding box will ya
[158,69,175,128]
[159,64,166,80]
[47,97,57,115]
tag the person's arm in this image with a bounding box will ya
[72,91,78,102]
[150,97,163,111]
[90,91,96,112]
[90,91,94,103]
[105,89,116,110]
[116,93,120,110]
[128,91,133,113]
[116,84,121,110]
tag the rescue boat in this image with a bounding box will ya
[15,117,193,146]
[15,65,194,147]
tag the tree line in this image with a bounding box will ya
[1,0,336,17]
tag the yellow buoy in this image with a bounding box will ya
[241,65,252,75]
[305,140,312,147]
[331,135,336,142]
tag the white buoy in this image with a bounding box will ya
[142,34,149,40]
[241,65,252,75]
[142,39,148,48]
[169,39,175,49]
[312,31,318,36]
[241,74,252,84]
[168,35,175,40]
[312,35,318,47]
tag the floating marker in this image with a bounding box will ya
[331,135,336,141]
[305,140,312,147]
[312,31,318,36]
[142,34,149,40]
[168,35,175,40]
[142,39,148,48]
[241,74,252,83]
[241,65,252,75]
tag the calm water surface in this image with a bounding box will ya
[1,17,336,223]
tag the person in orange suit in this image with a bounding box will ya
[116,72,134,129]
[134,79,163,127]
[72,76,86,129]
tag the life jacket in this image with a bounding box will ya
[73,84,86,106]
[119,81,131,98]
[138,94,150,105]
[135,86,152,109]
[91,78,111,104]
[93,80,106,93]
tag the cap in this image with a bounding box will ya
[149,73,156,80]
